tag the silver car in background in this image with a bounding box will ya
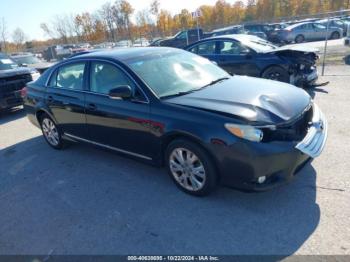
[277,22,343,43]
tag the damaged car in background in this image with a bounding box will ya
[185,34,319,87]
[24,48,327,196]
[0,53,40,111]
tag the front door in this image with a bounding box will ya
[84,61,154,159]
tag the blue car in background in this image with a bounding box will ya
[185,34,319,87]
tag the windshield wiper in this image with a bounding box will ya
[160,77,230,99]
[160,89,198,99]
[202,77,230,88]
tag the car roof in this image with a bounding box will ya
[69,47,181,62]
[286,22,311,30]
[195,34,262,42]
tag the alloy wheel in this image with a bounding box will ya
[42,118,60,146]
[169,148,206,191]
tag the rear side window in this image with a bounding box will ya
[50,63,86,90]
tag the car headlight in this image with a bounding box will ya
[225,123,263,142]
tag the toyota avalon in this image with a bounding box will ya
[23,47,327,196]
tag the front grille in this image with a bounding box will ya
[263,105,313,142]
[0,74,32,97]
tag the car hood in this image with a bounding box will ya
[0,67,33,78]
[264,45,319,54]
[164,76,311,125]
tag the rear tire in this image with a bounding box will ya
[261,66,290,83]
[165,139,218,196]
[330,31,340,40]
[295,34,305,43]
[40,114,65,150]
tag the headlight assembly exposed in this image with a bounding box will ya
[225,123,263,142]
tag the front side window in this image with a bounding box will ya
[218,41,249,55]
[55,63,85,90]
[90,62,135,95]
[127,51,229,98]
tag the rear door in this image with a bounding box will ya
[84,60,154,159]
[46,62,87,138]
[216,40,259,76]
[312,23,327,40]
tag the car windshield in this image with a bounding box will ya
[12,55,41,65]
[126,51,230,98]
[0,56,19,70]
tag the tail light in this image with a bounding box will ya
[20,87,27,98]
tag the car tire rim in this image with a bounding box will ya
[42,118,60,146]
[268,72,280,80]
[169,148,206,191]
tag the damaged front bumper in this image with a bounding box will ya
[291,66,319,87]
[296,103,328,158]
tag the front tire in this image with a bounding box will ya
[261,66,290,83]
[40,114,65,150]
[165,139,218,196]
[295,34,305,43]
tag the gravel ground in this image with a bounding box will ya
[0,65,349,257]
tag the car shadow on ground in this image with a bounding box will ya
[0,136,320,256]
[0,106,26,125]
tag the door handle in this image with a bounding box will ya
[47,96,54,102]
[87,103,97,111]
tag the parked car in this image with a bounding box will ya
[132,38,150,47]
[317,18,348,36]
[185,34,319,87]
[277,22,343,43]
[243,24,273,41]
[23,47,327,196]
[11,53,55,73]
[159,28,204,48]
[0,53,40,111]
[211,25,246,37]
[115,40,132,48]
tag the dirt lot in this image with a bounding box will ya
[0,65,350,257]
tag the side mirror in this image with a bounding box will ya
[108,85,132,99]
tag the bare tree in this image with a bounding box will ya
[99,2,116,41]
[40,22,55,39]
[12,27,27,50]
[0,17,8,52]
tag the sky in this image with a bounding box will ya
[0,0,242,41]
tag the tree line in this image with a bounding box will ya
[1,0,350,52]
